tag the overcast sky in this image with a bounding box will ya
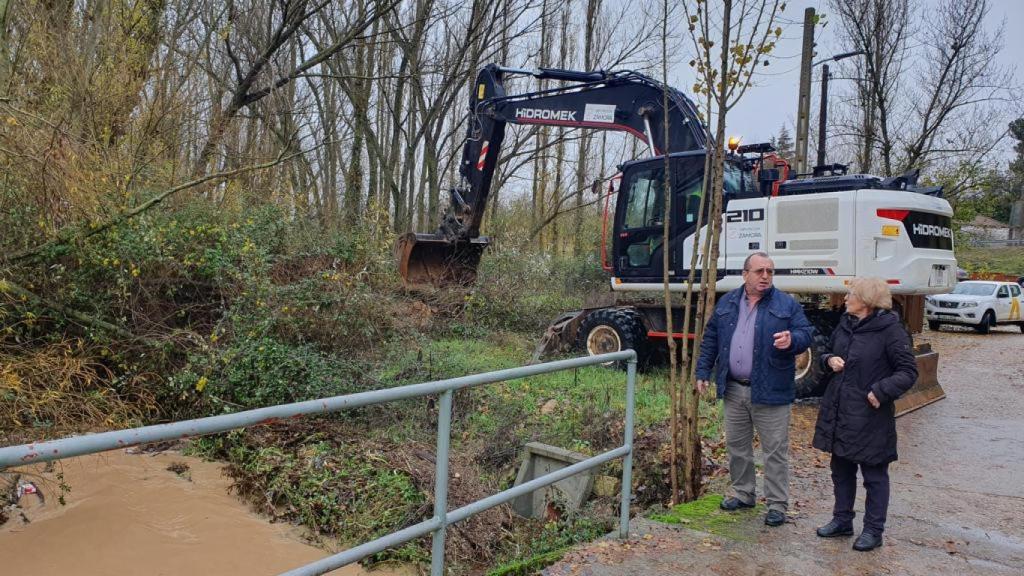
[672,0,1024,163]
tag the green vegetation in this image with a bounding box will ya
[1,197,724,572]
[487,517,610,576]
[650,494,765,541]
[956,246,1024,277]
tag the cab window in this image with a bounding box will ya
[997,285,1010,298]
[675,157,706,225]
[1011,285,1021,297]
[724,161,757,196]
[622,167,665,229]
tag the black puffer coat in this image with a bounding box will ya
[812,310,918,465]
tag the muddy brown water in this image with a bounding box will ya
[0,450,413,575]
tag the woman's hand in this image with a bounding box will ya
[867,391,880,409]
[827,356,845,372]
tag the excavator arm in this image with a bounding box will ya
[397,63,708,287]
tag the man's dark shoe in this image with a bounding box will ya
[764,509,786,527]
[816,519,854,538]
[719,497,755,511]
[853,532,883,551]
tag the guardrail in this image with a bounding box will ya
[0,350,638,576]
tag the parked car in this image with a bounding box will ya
[925,281,1024,334]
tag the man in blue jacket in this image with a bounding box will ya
[696,252,814,527]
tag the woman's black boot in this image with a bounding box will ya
[816,519,854,538]
[853,532,884,551]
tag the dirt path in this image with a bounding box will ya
[0,449,409,576]
[545,326,1024,575]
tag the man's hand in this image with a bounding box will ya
[867,391,880,409]
[696,379,710,394]
[827,356,845,372]
[772,330,791,350]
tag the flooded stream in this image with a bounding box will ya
[0,449,412,575]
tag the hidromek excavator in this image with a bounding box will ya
[397,63,952,413]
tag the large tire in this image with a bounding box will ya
[928,320,941,332]
[974,310,994,334]
[794,332,830,398]
[575,307,649,368]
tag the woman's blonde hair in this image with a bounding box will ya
[848,277,892,310]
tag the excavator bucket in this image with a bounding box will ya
[895,343,946,417]
[396,232,490,288]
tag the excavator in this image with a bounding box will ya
[397,63,707,286]
[397,63,951,415]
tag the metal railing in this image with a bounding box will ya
[0,350,638,576]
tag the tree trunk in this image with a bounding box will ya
[660,0,679,505]
[690,0,735,502]
[533,0,552,250]
[343,0,369,227]
[573,0,600,256]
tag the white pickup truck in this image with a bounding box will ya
[925,280,1024,333]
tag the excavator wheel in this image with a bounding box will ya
[794,333,830,398]
[574,308,649,369]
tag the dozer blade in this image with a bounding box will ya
[396,232,490,288]
[895,343,946,417]
[530,310,588,364]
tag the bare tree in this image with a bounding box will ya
[829,0,1015,177]
[678,0,784,503]
[194,0,396,177]
[829,0,910,175]
[572,0,601,255]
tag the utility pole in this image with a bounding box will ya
[811,51,865,173]
[816,64,830,168]
[794,7,815,175]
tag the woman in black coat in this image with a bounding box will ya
[812,277,918,551]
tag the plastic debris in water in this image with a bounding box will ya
[16,481,42,501]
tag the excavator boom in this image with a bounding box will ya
[397,63,707,288]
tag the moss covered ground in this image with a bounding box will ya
[650,494,765,542]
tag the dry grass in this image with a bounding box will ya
[0,341,157,442]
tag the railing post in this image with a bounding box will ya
[430,389,454,576]
[619,355,636,539]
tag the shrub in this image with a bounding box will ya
[169,334,367,413]
[465,249,609,333]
